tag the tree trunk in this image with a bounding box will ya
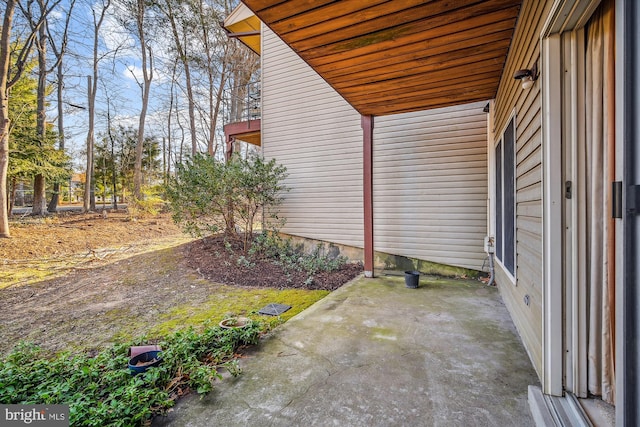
[177,111,185,166]
[84,1,109,211]
[9,176,16,214]
[174,79,185,166]
[211,75,225,158]
[133,0,152,200]
[208,54,226,158]
[0,0,15,237]
[162,0,196,157]
[31,0,49,217]
[48,61,65,212]
[133,74,149,198]
[162,136,166,186]
[166,61,177,180]
[167,132,171,179]
[32,175,47,214]
[185,63,196,157]
[83,75,94,212]
[48,182,60,211]
[89,160,95,211]
[106,104,117,210]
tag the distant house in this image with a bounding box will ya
[224,1,640,424]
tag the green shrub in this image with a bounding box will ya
[165,154,288,252]
[0,322,261,426]
[128,185,166,219]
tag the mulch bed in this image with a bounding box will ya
[184,236,363,291]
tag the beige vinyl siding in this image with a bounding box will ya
[492,0,553,378]
[261,26,364,248]
[373,102,488,271]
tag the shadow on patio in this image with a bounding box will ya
[153,273,539,426]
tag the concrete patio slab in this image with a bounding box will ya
[153,273,539,427]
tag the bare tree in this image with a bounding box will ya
[156,0,197,156]
[15,0,63,216]
[47,0,76,212]
[117,0,154,199]
[147,0,259,165]
[174,90,185,165]
[1,0,58,236]
[101,83,119,209]
[0,0,17,237]
[194,0,223,157]
[164,57,179,183]
[83,0,111,212]
[32,0,49,215]
[83,74,94,211]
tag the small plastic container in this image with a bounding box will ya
[404,271,420,288]
[128,350,162,375]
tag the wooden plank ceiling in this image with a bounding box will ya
[241,0,522,116]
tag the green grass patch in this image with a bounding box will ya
[152,286,329,336]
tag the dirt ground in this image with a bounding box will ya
[1,210,183,260]
[0,210,362,356]
[186,236,363,291]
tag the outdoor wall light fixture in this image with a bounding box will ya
[513,61,538,90]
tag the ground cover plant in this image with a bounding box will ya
[0,323,261,426]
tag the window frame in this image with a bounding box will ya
[494,112,517,282]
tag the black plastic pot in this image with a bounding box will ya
[128,350,162,375]
[404,271,420,288]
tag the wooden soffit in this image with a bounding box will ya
[241,0,522,116]
[234,132,261,146]
[224,3,261,54]
[224,120,262,146]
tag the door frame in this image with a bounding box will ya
[561,27,589,398]
[616,0,639,424]
[541,0,602,398]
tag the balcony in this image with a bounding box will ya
[223,81,261,149]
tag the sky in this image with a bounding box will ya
[41,0,202,170]
[9,0,249,174]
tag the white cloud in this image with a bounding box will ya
[123,63,170,84]
[100,12,135,55]
[124,64,144,82]
[112,113,139,129]
[48,9,64,21]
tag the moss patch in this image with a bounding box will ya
[151,286,329,336]
[0,267,53,289]
[375,252,481,279]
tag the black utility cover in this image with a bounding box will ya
[258,303,292,316]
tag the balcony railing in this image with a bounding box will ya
[222,80,261,125]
